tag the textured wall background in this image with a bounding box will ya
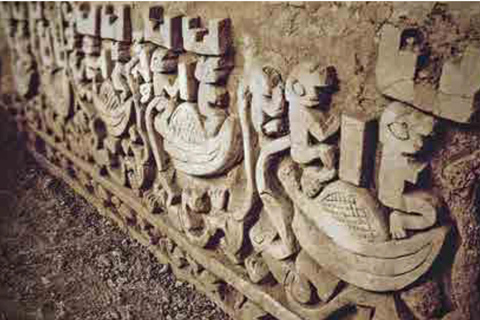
[2,2,480,320]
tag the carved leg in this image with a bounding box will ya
[300,165,337,198]
[260,192,298,260]
[389,190,439,239]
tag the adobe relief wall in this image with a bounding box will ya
[2,2,480,320]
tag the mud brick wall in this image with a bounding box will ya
[2,2,480,320]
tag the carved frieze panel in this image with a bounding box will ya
[3,3,480,320]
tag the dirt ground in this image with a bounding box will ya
[0,113,229,320]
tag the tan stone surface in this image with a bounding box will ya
[2,2,480,320]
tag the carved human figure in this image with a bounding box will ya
[198,83,229,137]
[125,41,154,104]
[245,61,297,260]
[286,62,340,198]
[378,102,439,239]
[249,65,288,138]
[111,42,131,101]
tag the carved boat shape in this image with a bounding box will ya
[279,161,449,292]
[154,102,243,177]
[93,80,133,137]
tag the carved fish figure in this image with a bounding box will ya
[150,99,243,177]
[93,80,133,137]
[278,158,449,292]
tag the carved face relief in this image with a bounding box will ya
[380,102,436,155]
[249,64,287,136]
[251,66,284,102]
[195,55,233,84]
[150,48,178,74]
[286,62,338,108]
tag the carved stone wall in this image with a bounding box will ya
[1,2,480,320]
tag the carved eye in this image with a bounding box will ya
[388,121,410,141]
[292,80,305,97]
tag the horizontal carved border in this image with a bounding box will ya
[23,122,298,320]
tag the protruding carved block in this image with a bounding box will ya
[376,25,417,105]
[29,2,44,20]
[376,24,480,124]
[0,3,14,21]
[178,57,198,102]
[153,58,198,101]
[74,2,101,36]
[144,6,183,51]
[436,45,480,123]
[100,4,132,42]
[339,112,376,187]
[195,55,233,84]
[182,17,231,55]
[150,48,178,74]
[12,2,29,21]
[287,62,340,165]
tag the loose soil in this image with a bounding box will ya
[0,114,229,320]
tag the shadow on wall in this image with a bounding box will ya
[0,108,27,203]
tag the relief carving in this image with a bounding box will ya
[378,102,439,239]
[376,24,480,124]
[100,4,131,42]
[338,112,376,187]
[146,54,242,178]
[3,3,38,99]
[74,2,101,37]
[4,3,480,320]
[182,17,232,55]
[286,62,339,198]
[143,6,183,51]
[243,59,296,261]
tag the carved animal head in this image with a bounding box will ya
[380,101,436,155]
[285,61,338,108]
